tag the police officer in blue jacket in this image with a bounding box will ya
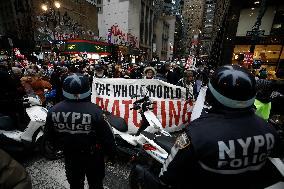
[44,73,116,189]
[159,65,283,189]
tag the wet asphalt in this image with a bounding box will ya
[11,151,284,189]
[20,153,131,189]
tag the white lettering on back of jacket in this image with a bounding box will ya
[51,112,92,133]
[217,134,275,169]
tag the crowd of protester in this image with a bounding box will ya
[1,58,284,104]
[0,59,216,106]
[1,57,283,121]
[1,57,284,189]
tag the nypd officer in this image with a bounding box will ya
[44,73,116,189]
[159,65,283,189]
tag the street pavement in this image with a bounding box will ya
[19,152,284,189]
[21,153,131,189]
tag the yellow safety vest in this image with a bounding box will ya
[254,99,271,121]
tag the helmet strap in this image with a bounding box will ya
[208,81,255,109]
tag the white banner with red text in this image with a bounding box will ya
[91,79,193,134]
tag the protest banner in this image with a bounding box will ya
[191,86,207,122]
[91,79,193,134]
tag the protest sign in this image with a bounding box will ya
[91,79,193,134]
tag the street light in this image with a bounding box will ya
[54,1,61,9]
[40,1,62,47]
[42,4,48,11]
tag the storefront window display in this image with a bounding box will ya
[232,45,283,72]
[60,40,112,63]
[254,45,282,63]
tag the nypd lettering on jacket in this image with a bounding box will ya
[51,112,92,134]
[200,133,275,174]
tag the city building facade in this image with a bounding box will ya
[173,14,187,59]
[0,0,99,53]
[166,16,176,61]
[98,0,177,62]
[205,0,230,65]
[139,0,154,61]
[182,0,204,55]
[218,0,284,77]
[98,0,155,61]
[153,15,175,61]
[199,0,216,57]
[34,0,99,52]
[0,0,34,51]
[97,0,140,48]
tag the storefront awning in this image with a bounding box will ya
[63,40,112,55]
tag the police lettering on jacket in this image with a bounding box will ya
[217,134,274,169]
[52,112,92,134]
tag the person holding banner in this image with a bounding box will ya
[143,66,156,79]
[159,65,283,189]
[94,64,107,78]
[130,64,142,79]
[177,70,196,100]
[164,63,179,85]
[44,73,116,189]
